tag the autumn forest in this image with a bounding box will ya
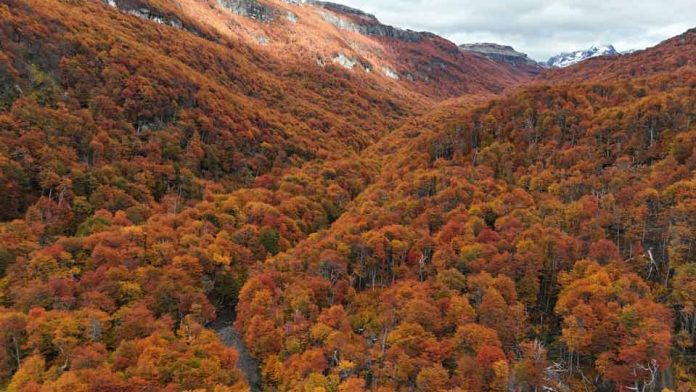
[0,0,695,391]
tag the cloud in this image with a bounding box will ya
[337,0,695,60]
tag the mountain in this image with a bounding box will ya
[0,0,541,222]
[539,28,696,82]
[459,42,543,74]
[100,0,537,98]
[233,27,696,391]
[0,0,536,390]
[546,44,619,67]
[1,0,696,390]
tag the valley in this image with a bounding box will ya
[0,0,695,391]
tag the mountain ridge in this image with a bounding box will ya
[459,42,543,73]
[546,43,619,67]
[106,0,537,97]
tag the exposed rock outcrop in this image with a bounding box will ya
[333,53,357,69]
[103,0,212,39]
[382,66,399,80]
[459,43,541,69]
[125,7,184,28]
[311,1,378,23]
[311,1,425,42]
[285,11,298,23]
[217,0,277,22]
[104,0,184,28]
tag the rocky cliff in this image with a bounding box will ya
[459,43,534,65]
[218,0,277,22]
[459,43,542,73]
[311,1,426,42]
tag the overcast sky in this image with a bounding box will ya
[338,0,695,61]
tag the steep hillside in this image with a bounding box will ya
[0,0,418,219]
[234,28,696,391]
[0,0,537,390]
[0,0,539,220]
[1,0,695,390]
[540,28,696,82]
[104,0,537,98]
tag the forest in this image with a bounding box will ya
[1,0,695,390]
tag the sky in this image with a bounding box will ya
[337,0,695,61]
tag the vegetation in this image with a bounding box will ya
[235,60,696,390]
[1,0,695,390]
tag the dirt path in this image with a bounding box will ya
[209,309,262,392]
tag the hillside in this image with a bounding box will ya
[234,28,696,391]
[540,28,696,83]
[0,0,535,390]
[104,0,537,97]
[0,0,695,391]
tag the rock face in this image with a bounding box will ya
[311,1,425,42]
[459,43,539,67]
[311,1,377,22]
[101,0,539,96]
[382,66,399,80]
[104,0,184,28]
[459,43,543,74]
[547,44,619,68]
[217,0,277,22]
[103,0,213,39]
[333,53,358,69]
[125,8,184,28]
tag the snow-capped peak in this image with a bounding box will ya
[547,44,619,68]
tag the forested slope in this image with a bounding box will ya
[0,0,695,391]
[234,28,696,391]
[0,0,534,390]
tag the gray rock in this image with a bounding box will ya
[333,53,357,69]
[311,1,424,42]
[254,33,270,45]
[102,0,213,40]
[382,66,399,80]
[126,8,184,29]
[310,1,378,23]
[285,11,298,23]
[104,0,184,29]
[459,43,540,68]
[217,0,277,22]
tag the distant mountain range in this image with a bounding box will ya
[546,44,620,67]
[459,43,543,74]
[459,42,625,70]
